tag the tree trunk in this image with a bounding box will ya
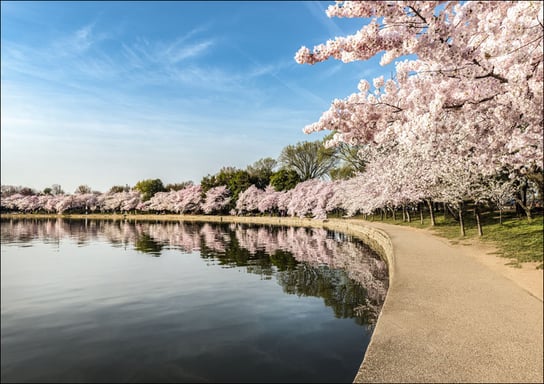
[380,209,385,221]
[402,205,407,222]
[499,207,503,225]
[443,202,448,220]
[515,198,533,221]
[406,206,411,223]
[426,199,436,226]
[419,202,424,225]
[445,204,460,221]
[458,202,465,237]
[392,207,396,221]
[475,203,483,236]
[515,180,529,218]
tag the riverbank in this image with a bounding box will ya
[2,213,542,382]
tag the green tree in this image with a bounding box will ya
[279,140,337,181]
[270,168,301,191]
[134,178,166,201]
[246,157,277,189]
[323,133,367,180]
[200,167,253,208]
[330,165,357,180]
[165,181,193,191]
[19,187,36,196]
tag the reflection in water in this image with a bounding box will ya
[134,233,163,256]
[1,218,389,383]
[1,218,388,324]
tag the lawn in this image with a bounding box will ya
[359,207,543,269]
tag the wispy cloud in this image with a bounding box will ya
[73,24,94,51]
[161,38,214,64]
[121,23,215,69]
[304,1,346,38]
[126,36,215,66]
[53,22,110,56]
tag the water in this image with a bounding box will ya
[1,218,388,383]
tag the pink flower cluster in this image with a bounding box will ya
[295,1,543,208]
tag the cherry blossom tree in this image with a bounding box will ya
[54,195,74,214]
[281,179,337,220]
[482,176,516,225]
[173,184,203,214]
[102,192,125,213]
[276,188,293,217]
[147,191,172,213]
[42,195,62,213]
[257,186,282,215]
[235,185,264,215]
[120,191,141,213]
[295,1,543,222]
[202,185,231,214]
[286,179,320,218]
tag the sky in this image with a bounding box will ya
[1,1,392,194]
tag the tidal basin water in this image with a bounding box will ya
[1,218,388,383]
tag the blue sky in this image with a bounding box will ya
[1,1,391,193]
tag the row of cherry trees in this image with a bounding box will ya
[1,169,540,240]
[0,174,533,219]
[0,186,223,215]
[293,1,543,230]
[0,180,331,218]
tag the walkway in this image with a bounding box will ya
[351,221,543,383]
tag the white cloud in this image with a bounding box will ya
[74,24,94,51]
[162,39,214,64]
[53,22,109,56]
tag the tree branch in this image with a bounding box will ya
[474,68,508,83]
[407,6,428,25]
[444,95,496,109]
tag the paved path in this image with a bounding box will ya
[352,221,543,383]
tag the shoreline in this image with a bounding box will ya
[0,212,395,275]
[2,212,540,299]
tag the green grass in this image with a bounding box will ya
[358,208,543,269]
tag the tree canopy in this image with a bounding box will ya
[295,1,543,219]
[134,179,166,201]
[279,140,337,181]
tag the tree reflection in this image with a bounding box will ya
[1,218,388,325]
[134,234,163,256]
[276,264,374,324]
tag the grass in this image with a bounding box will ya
[359,208,543,269]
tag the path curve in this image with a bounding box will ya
[352,221,543,383]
